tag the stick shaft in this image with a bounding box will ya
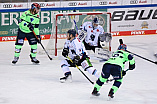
[32,31,52,60]
[67,56,94,84]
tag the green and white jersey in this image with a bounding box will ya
[19,10,40,35]
[105,50,135,70]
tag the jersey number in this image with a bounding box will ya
[90,34,95,41]
[110,54,119,60]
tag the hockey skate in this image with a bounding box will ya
[91,87,100,96]
[12,56,19,64]
[60,72,72,83]
[108,89,114,100]
[29,54,40,64]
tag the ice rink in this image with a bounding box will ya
[0,35,157,104]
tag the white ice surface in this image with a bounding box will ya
[0,35,157,104]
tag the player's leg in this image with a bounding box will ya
[81,57,100,78]
[108,79,122,99]
[26,32,39,64]
[60,59,72,83]
[91,63,110,96]
[12,29,25,64]
[108,65,122,99]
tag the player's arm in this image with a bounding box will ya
[127,53,135,70]
[62,39,70,57]
[18,11,27,25]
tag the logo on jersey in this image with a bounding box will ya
[30,18,34,22]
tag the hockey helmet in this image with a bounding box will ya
[67,29,76,37]
[118,44,127,51]
[31,3,41,10]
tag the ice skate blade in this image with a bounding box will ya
[60,75,72,83]
[107,96,113,101]
[32,62,40,65]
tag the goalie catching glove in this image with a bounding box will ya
[99,32,112,42]
[62,48,69,57]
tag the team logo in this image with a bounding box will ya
[68,2,77,6]
[3,4,12,8]
[130,0,138,4]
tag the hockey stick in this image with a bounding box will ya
[126,50,157,64]
[119,39,157,65]
[66,56,94,84]
[106,69,129,83]
[71,10,79,32]
[32,31,53,60]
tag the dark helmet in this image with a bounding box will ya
[31,3,41,10]
[67,29,76,37]
[118,44,127,51]
[92,18,99,25]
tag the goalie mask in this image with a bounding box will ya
[118,44,127,51]
[99,33,112,42]
[92,18,99,28]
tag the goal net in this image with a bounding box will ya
[39,11,111,57]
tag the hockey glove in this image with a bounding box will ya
[62,48,69,57]
[122,70,126,76]
[36,35,41,43]
[129,63,135,70]
[73,55,80,65]
[27,23,34,31]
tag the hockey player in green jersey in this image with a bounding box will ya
[12,3,41,64]
[91,44,135,99]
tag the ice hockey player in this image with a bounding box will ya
[12,3,41,64]
[60,29,100,82]
[91,44,135,99]
[78,17,106,52]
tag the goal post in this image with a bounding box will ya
[39,11,111,56]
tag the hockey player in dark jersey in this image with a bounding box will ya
[91,44,135,99]
[12,3,41,64]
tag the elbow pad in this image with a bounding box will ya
[129,63,135,70]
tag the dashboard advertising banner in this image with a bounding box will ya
[108,7,157,36]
